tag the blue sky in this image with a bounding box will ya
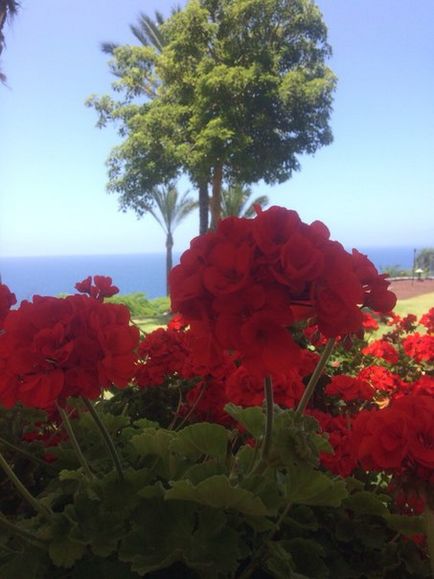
[1,0,433,257]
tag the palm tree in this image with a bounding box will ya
[0,0,20,83]
[101,10,167,56]
[220,183,269,219]
[100,8,211,234]
[149,184,198,295]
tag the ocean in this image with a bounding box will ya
[0,247,418,304]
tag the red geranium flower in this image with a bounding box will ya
[0,283,17,328]
[362,339,399,365]
[0,289,139,409]
[75,275,119,301]
[169,206,396,378]
[325,374,373,402]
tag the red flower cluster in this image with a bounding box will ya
[0,287,139,409]
[403,333,434,363]
[362,339,399,365]
[310,410,356,477]
[361,311,379,332]
[357,365,401,394]
[75,275,119,301]
[170,207,396,377]
[0,283,17,328]
[325,374,373,402]
[352,395,434,482]
[420,308,434,334]
[135,328,189,387]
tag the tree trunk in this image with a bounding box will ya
[210,163,223,230]
[165,231,173,296]
[198,180,209,235]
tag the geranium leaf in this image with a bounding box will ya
[285,463,347,507]
[49,536,87,568]
[384,514,425,536]
[171,422,230,460]
[224,404,265,438]
[343,491,390,516]
[166,475,269,516]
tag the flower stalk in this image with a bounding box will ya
[296,337,335,414]
[0,451,51,519]
[57,404,94,480]
[261,375,274,463]
[0,513,47,548]
[81,397,124,481]
[424,504,434,578]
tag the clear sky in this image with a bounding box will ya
[1,0,433,257]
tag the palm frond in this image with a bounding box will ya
[101,41,119,55]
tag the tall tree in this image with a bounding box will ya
[416,248,434,274]
[220,183,269,219]
[88,0,336,233]
[147,184,197,295]
[0,0,19,83]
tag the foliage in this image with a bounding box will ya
[87,0,336,229]
[0,0,20,84]
[220,183,269,219]
[381,264,412,277]
[0,395,430,578]
[146,184,198,294]
[107,293,170,319]
[0,209,433,577]
[416,248,434,275]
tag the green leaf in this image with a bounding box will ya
[265,541,307,579]
[285,463,347,507]
[171,422,229,461]
[384,514,425,536]
[224,404,265,439]
[184,509,243,577]
[343,491,390,517]
[166,475,269,516]
[49,536,86,568]
[130,428,175,458]
[283,538,328,579]
[119,501,195,575]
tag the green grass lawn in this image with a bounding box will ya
[132,292,434,336]
[393,292,434,317]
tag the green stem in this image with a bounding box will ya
[57,404,94,480]
[81,397,124,481]
[0,451,51,519]
[0,436,59,471]
[175,381,207,431]
[296,338,335,415]
[0,513,47,549]
[250,375,274,477]
[424,505,434,578]
[261,375,274,463]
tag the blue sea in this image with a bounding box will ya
[0,247,418,304]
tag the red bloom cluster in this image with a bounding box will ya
[361,311,379,332]
[135,328,189,387]
[420,307,434,334]
[362,339,399,365]
[75,275,119,301]
[0,290,139,409]
[403,333,434,363]
[0,283,17,328]
[325,374,373,402]
[357,365,402,394]
[352,395,434,482]
[170,207,396,377]
[310,410,356,477]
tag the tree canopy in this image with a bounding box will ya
[88,0,336,231]
[0,0,20,83]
